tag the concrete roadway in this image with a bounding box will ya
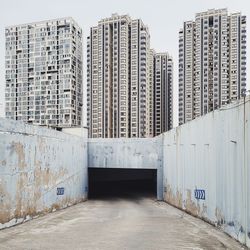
[0,197,246,250]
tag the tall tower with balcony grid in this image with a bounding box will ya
[179,9,247,125]
[87,14,153,138]
[5,17,83,128]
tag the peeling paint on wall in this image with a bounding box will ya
[162,97,250,248]
[0,97,249,248]
[88,138,161,170]
[0,118,88,229]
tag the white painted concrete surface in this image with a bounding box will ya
[162,96,250,247]
[88,137,164,200]
[0,96,249,248]
[62,127,88,138]
[0,118,88,229]
[88,137,161,169]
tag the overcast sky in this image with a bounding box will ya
[0,0,249,126]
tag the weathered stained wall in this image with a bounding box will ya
[162,96,250,247]
[0,118,88,229]
[88,138,161,169]
[88,137,163,199]
[1,97,250,247]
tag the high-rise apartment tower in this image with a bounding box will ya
[154,53,173,136]
[179,9,247,125]
[87,14,154,138]
[5,17,83,128]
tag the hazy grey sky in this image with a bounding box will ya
[0,0,249,126]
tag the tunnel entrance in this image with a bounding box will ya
[88,168,157,199]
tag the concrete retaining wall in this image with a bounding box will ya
[1,96,249,247]
[0,118,88,229]
[88,137,163,200]
[88,138,161,169]
[162,97,250,247]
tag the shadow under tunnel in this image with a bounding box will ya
[88,168,157,200]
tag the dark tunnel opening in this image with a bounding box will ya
[88,168,157,199]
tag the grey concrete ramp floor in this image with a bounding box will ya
[0,198,246,250]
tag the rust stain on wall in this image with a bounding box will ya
[47,196,87,214]
[0,182,11,224]
[14,172,27,219]
[164,184,183,208]
[38,138,46,153]
[201,203,208,218]
[164,186,202,218]
[1,168,82,228]
[215,207,225,226]
[1,144,79,228]
[185,189,200,217]
[0,119,88,230]
[42,167,50,186]
[1,160,6,166]
[13,142,26,169]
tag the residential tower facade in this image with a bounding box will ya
[5,17,83,128]
[154,53,173,136]
[87,14,154,138]
[179,9,247,125]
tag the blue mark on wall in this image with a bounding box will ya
[194,189,205,200]
[57,187,64,195]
